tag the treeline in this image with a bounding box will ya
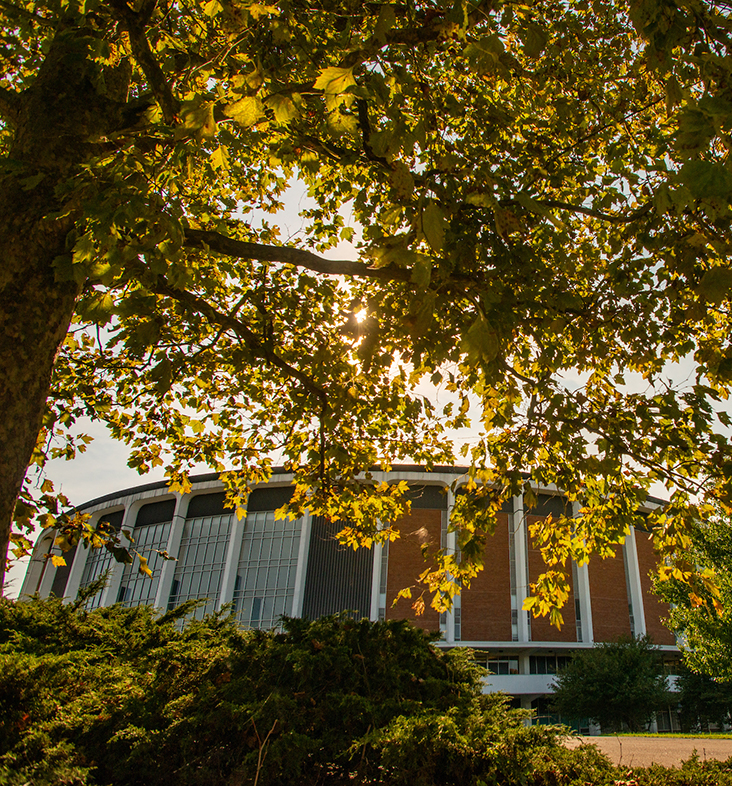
[1,595,731,786]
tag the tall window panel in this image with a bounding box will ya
[232,510,301,630]
[79,510,124,609]
[168,495,232,619]
[116,499,175,607]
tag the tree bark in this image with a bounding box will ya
[0,20,124,591]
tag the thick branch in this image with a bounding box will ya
[503,198,654,225]
[108,0,179,124]
[149,274,328,403]
[184,229,413,282]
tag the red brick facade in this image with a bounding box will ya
[634,529,676,645]
[527,515,577,642]
[460,512,512,642]
[588,545,633,640]
[385,508,442,631]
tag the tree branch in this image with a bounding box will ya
[183,229,413,283]
[503,198,654,225]
[107,0,179,124]
[0,0,54,26]
[148,273,328,404]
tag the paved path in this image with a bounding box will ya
[564,735,732,768]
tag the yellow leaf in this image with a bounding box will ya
[211,145,229,171]
[265,93,298,124]
[313,66,355,95]
[50,555,66,568]
[138,555,153,578]
[225,96,265,127]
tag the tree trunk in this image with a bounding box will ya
[0,20,124,591]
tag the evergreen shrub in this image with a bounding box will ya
[1,594,732,785]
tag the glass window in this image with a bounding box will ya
[168,513,233,619]
[232,510,301,630]
[116,520,172,607]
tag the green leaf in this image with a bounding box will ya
[678,160,732,201]
[520,23,548,58]
[421,202,445,252]
[666,74,683,113]
[225,96,265,127]
[375,3,397,40]
[697,268,732,304]
[461,316,499,364]
[265,93,298,124]
[314,67,355,95]
[410,255,432,289]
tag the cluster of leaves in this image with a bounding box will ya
[0,595,621,786]
[8,0,732,618]
[551,635,671,733]
[655,511,732,681]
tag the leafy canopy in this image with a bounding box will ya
[4,0,732,614]
[656,512,732,681]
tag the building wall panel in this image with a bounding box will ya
[527,515,577,642]
[634,529,676,645]
[385,509,442,632]
[460,513,512,642]
[588,546,632,640]
[302,517,374,620]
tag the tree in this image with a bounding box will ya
[4,1,732,616]
[676,667,732,731]
[656,513,732,681]
[550,635,670,733]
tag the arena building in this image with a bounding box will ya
[20,466,680,732]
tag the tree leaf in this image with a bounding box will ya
[138,554,153,578]
[678,160,732,201]
[697,267,732,304]
[265,93,298,124]
[421,202,445,252]
[314,67,355,95]
[225,96,265,127]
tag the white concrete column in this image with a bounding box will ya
[154,493,190,610]
[291,512,311,617]
[513,493,531,642]
[217,508,247,611]
[444,503,456,644]
[369,540,383,622]
[624,527,647,636]
[571,501,594,644]
[447,486,463,642]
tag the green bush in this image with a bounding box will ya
[0,595,576,785]
[3,595,732,785]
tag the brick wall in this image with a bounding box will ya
[385,508,442,632]
[588,546,632,640]
[527,515,577,642]
[634,529,676,645]
[460,512,512,641]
